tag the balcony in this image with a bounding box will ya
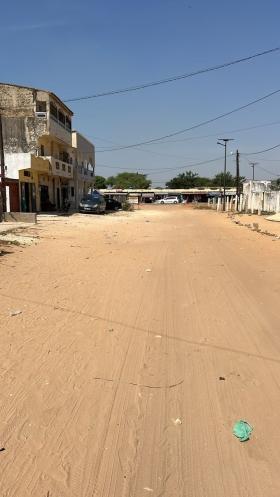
[49,117,72,146]
[46,156,73,178]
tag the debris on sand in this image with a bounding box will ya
[233,420,253,442]
[9,310,22,317]
[172,418,182,426]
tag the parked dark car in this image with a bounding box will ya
[105,198,122,211]
[79,194,106,214]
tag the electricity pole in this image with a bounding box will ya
[217,138,234,211]
[236,150,240,195]
[0,113,6,218]
[249,162,258,180]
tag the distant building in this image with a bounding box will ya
[243,180,271,195]
[71,131,95,208]
[0,82,95,212]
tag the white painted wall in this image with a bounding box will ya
[6,186,10,212]
[5,153,32,179]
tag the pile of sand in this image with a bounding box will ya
[265,213,280,222]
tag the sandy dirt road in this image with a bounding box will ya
[0,206,279,497]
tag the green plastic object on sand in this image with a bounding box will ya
[233,420,253,442]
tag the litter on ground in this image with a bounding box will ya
[172,418,182,426]
[9,310,22,317]
[233,420,253,442]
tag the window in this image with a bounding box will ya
[68,166,71,173]
[24,170,31,177]
[40,145,45,156]
[58,111,65,126]
[62,151,69,163]
[50,102,58,119]
[36,101,46,112]
[65,116,72,131]
[62,164,66,171]
[55,162,60,170]
[71,187,75,197]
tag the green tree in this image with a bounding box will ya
[166,170,212,189]
[106,172,151,189]
[106,176,116,188]
[271,178,280,191]
[212,172,236,187]
[212,172,245,188]
[94,175,107,189]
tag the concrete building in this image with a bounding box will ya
[243,180,271,195]
[101,187,237,204]
[0,82,75,212]
[71,131,95,208]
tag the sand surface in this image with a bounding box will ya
[0,206,279,497]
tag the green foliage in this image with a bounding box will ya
[122,200,134,211]
[106,172,151,189]
[106,176,115,187]
[212,171,236,187]
[94,175,107,189]
[166,170,245,188]
[271,178,280,191]
[166,171,209,189]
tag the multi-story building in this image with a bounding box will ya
[0,82,75,212]
[71,131,95,208]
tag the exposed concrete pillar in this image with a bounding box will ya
[276,192,280,213]
[225,197,230,211]
[239,194,243,212]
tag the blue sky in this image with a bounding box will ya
[1,0,280,184]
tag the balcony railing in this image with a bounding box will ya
[45,156,73,178]
[50,113,72,132]
[39,153,72,165]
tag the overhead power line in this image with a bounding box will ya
[96,88,280,152]
[64,47,280,103]
[254,165,280,177]
[242,142,280,155]
[90,119,280,161]
[241,156,280,177]
[96,155,226,175]
[145,119,280,145]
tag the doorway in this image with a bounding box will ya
[40,185,49,211]
[21,182,36,212]
[56,188,61,209]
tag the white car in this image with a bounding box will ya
[156,196,179,204]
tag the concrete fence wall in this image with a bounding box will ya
[237,191,280,214]
[209,191,280,214]
[208,180,280,214]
